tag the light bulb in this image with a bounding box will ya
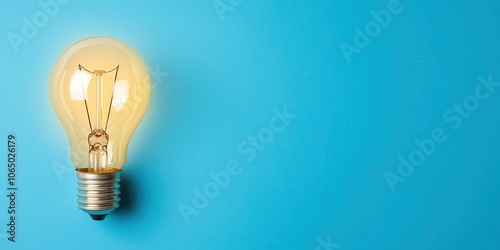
[49,37,151,220]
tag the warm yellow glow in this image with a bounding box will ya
[50,37,151,172]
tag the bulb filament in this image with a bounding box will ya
[78,64,120,172]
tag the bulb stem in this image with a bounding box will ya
[95,70,105,130]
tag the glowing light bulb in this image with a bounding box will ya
[49,37,151,220]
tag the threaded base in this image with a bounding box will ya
[76,170,121,220]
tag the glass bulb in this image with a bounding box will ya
[49,37,151,220]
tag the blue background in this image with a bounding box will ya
[1,0,500,249]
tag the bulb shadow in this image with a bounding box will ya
[107,169,150,224]
[115,173,136,215]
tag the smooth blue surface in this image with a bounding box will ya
[1,0,500,249]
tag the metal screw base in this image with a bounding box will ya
[76,170,121,221]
